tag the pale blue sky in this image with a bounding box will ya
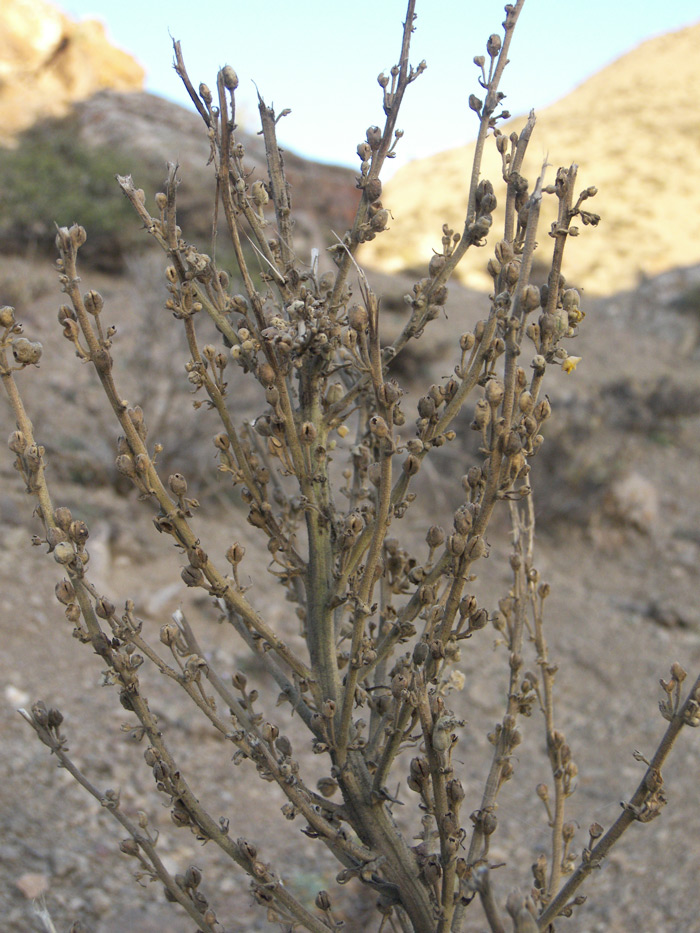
[59,0,699,174]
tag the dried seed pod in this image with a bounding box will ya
[0,305,16,327]
[187,546,208,569]
[265,385,280,406]
[51,581,76,612]
[471,398,490,430]
[95,597,115,619]
[8,430,26,454]
[47,706,63,729]
[534,398,551,421]
[423,855,442,885]
[503,260,521,286]
[465,535,486,560]
[412,641,429,667]
[64,603,81,623]
[181,565,203,587]
[504,431,522,456]
[120,838,140,856]
[443,782,465,813]
[458,333,476,355]
[369,207,389,233]
[317,777,338,798]
[369,415,390,438]
[116,454,136,477]
[221,65,239,90]
[454,505,474,535]
[485,378,505,407]
[410,756,430,784]
[426,525,445,548]
[226,544,245,568]
[69,224,87,248]
[521,284,541,312]
[518,390,535,414]
[168,473,188,497]
[300,421,317,444]
[487,33,502,57]
[315,890,331,911]
[487,257,502,278]
[251,180,269,208]
[365,177,382,202]
[69,520,89,546]
[391,672,408,698]
[257,362,275,387]
[11,337,43,365]
[348,304,369,332]
[468,608,488,632]
[184,866,202,889]
[418,395,437,418]
[378,381,402,407]
[561,288,581,311]
[366,126,382,150]
[53,541,75,565]
[160,623,181,647]
[84,290,104,315]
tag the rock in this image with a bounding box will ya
[67,90,358,259]
[603,471,660,532]
[4,684,30,707]
[0,0,144,143]
[14,871,50,898]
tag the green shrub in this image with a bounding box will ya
[0,118,150,270]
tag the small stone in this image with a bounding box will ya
[15,872,50,899]
[5,684,30,707]
[603,472,659,532]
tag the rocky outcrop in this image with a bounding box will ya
[0,0,144,143]
[68,90,360,262]
[70,90,358,246]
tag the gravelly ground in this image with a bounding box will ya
[1,260,700,932]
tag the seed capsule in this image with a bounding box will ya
[11,337,42,365]
[168,473,188,497]
[221,65,239,90]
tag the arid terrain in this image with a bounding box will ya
[1,252,700,932]
[1,3,700,932]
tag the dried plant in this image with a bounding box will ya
[2,2,698,931]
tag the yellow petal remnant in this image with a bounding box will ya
[561,356,582,374]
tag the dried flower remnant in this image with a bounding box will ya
[561,355,582,374]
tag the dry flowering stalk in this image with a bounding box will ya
[1,2,698,931]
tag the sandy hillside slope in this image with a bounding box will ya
[361,21,700,295]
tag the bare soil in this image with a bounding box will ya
[1,259,700,932]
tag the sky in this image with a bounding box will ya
[58,0,699,176]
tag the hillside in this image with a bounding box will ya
[361,21,700,295]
